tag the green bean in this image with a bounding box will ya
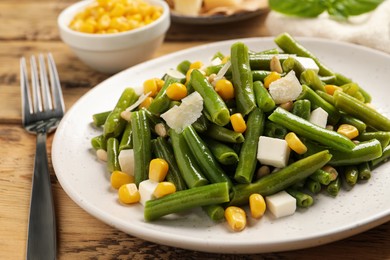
[253,81,275,112]
[334,73,371,103]
[176,60,191,75]
[339,113,367,134]
[143,108,169,137]
[249,54,292,70]
[144,182,230,221]
[231,42,256,116]
[286,188,314,208]
[183,126,233,189]
[169,129,209,188]
[119,122,132,151]
[358,162,371,181]
[310,168,333,185]
[205,137,239,165]
[292,99,311,120]
[300,69,325,92]
[358,131,390,150]
[303,139,382,166]
[234,108,265,184]
[131,110,152,186]
[152,137,187,191]
[252,70,272,82]
[204,124,245,143]
[315,90,335,105]
[229,150,332,206]
[103,88,138,138]
[334,91,390,131]
[305,179,321,194]
[269,107,355,152]
[370,144,390,169]
[263,121,288,139]
[326,177,341,197]
[274,32,334,76]
[297,85,340,125]
[191,113,209,133]
[92,110,111,127]
[340,82,365,102]
[282,56,305,78]
[106,137,120,173]
[342,166,359,187]
[204,64,232,77]
[91,134,106,150]
[148,75,184,115]
[319,75,337,84]
[189,69,230,126]
[202,204,225,222]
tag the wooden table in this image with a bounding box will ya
[1,1,389,259]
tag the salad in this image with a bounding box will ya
[90,33,390,232]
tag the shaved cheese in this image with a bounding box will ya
[125,92,151,112]
[160,91,203,133]
[269,70,302,104]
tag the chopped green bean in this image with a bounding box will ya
[286,188,314,208]
[106,137,120,173]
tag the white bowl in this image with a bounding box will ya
[58,0,170,74]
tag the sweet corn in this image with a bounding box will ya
[337,124,359,139]
[230,113,246,133]
[264,71,281,88]
[149,158,169,182]
[143,78,158,97]
[110,170,134,189]
[118,183,140,204]
[166,82,187,101]
[138,96,153,109]
[249,193,266,219]
[69,0,163,34]
[324,85,343,95]
[285,132,307,154]
[221,56,230,64]
[189,61,203,70]
[153,182,176,198]
[214,79,235,101]
[224,206,247,232]
[155,78,165,91]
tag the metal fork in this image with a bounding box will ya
[20,53,64,260]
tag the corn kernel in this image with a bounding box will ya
[214,79,235,101]
[324,85,343,95]
[285,132,307,154]
[97,14,111,30]
[230,113,246,133]
[337,124,359,139]
[221,56,230,64]
[110,170,134,189]
[143,78,158,97]
[153,182,176,198]
[264,72,281,88]
[189,61,203,70]
[118,183,140,204]
[138,96,153,109]
[155,78,165,91]
[225,206,246,232]
[166,82,187,101]
[249,193,266,219]
[149,158,169,182]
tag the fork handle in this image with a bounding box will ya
[27,131,57,260]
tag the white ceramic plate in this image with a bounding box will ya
[52,37,390,254]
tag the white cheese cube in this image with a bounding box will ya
[266,191,296,218]
[269,70,302,104]
[118,149,135,176]
[257,136,291,168]
[173,0,202,16]
[309,107,328,128]
[295,57,320,73]
[139,179,159,206]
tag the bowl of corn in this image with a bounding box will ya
[58,0,170,74]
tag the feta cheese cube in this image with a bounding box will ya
[118,149,135,176]
[257,136,290,168]
[309,107,328,128]
[138,179,159,206]
[266,190,296,218]
[295,57,320,73]
[269,70,302,104]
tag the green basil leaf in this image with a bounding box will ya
[269,0,328,17]
[330,0,385,16]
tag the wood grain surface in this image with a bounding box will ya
[1,0,389,259]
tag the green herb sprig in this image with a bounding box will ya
[269,0,385,20]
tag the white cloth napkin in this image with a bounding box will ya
[265,0,390,54]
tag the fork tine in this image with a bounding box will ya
[38,54,53,111]
[20,57,33,119]
[30,55,42,113]
[47,53,65,114]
